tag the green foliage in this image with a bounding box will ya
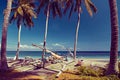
[98,75,119,80]
[56,74,119,80]
[78,76,100,80]
[75,66,104,77]
[52,65,120,80]
[106,75,120,80]
[62,76,99,80]
[10,0,37,28]
[58,74,119,80]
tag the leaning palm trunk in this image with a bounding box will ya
[73,12,80,60]
[42,4,50,68]
[106,0,119,75]
[14,25,21,60]
[0,0,12,71]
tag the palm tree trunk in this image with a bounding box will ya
[106,0,119,75]
[14,25,21,60]
[42,4,50,68]
[0,0,12,71]
[73,12,80,60]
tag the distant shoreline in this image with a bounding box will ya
[4,50,120,53]
[5,51,120,60]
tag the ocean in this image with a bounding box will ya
[6,51,120,59]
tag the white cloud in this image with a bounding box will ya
[47,47,53,50]
[52,43,65,49]
[40,42,43,45]
[20,44,35,49]
[69,47,73,50]
[0,43,1,48]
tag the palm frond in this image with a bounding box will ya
[58,0,66,8]
[87,0,97,13]
[29,2,36,8]
[44,3,50,16]
[26,8,37,18]
[84,0,96,16]
[37,0,62,18]
[51,2,56,18]
[14,11,18,19]
[74,0,82,13]
[9,15,15,23]
[54,1,62,18]
[10,0,37,28]
[37,0,49,14]
[17,6,24,16]
[63,0,97,19]
[22,18,27,27]
[68,3,74,19]
[64,0,73,14]
[25,15,34,27]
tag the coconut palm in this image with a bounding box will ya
[64,0,97,60]
[106,0,119,75]
[37,0,62,68]
[9,0,37,60]
[0,0,12,71]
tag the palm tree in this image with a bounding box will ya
[9,0,37,60]
[106,0,119,75]
[37,0,62,68]
[64,0,97,60]
[0,0,12,71]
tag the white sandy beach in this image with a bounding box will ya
[0,58,110,80]
[7,58,110,72]
[46,58,109,71]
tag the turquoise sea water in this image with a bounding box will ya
[6,51,120,59]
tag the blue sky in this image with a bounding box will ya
[0,0,120,51]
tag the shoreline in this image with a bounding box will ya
[7,56,111,59]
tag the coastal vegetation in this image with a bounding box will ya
[0,0,120,80]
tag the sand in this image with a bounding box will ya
[46,58,109,72]
[7,58,109,71]
[0,58,109,80]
